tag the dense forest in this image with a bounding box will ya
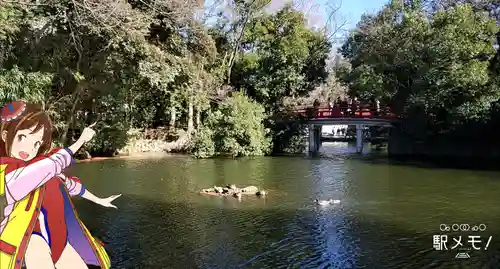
[338,0,500,158]
[1,0,499,159]
[0,0,344,158]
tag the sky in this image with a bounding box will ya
[334,0,390,29]
[204,0,390,44]
[293,0,391,41]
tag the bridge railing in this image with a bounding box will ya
[295,105,399,120]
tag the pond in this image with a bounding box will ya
[70,142,500,268]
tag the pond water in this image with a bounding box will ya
[70,142,500,268]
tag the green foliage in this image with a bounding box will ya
[271,123,307,154]
[0,1,331,158]
[191,93,271,158]
[81,94,131,156]
[85,121,129,156]
[231,5,331,110]
[0,66,53,105]
[338,3,500,137]
[190,127,215,158]
[0,4,23,36]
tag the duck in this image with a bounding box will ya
[314,199,340,206]
[256,190,267,197]
[233,192,242,200]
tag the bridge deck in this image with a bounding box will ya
[295,106,400,126]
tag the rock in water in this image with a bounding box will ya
[241,186,259,194]
[214,186,224,193]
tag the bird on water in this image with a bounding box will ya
[314,199,340,206]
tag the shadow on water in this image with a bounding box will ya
[360,154,500,172]
[79,193,500,269]
[317,141,500,171]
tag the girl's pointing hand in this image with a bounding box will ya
[80,122,97,143]
[98,194,122,209]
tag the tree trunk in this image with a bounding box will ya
[196,106,201,129]
[187,97,194,136]
[61,85,83,145]
[227,0,264,83]
[226,14,251,83]
[169,106,177,128]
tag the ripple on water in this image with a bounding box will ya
[72,150,500,269]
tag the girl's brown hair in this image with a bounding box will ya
[0,103,53,157]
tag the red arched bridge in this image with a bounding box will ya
[294,103,400,154]
[295,104,400,125]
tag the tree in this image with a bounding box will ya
[190,92,271,157]
[338,3,499,137]
[0,0,216,155]
[231,5,331,111]
[0,0,338,158]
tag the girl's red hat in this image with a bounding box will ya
[1,101,26,122]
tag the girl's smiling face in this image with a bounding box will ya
[3,125,45,161]
[0,103,53,159]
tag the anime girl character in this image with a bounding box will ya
[0,101,121,269]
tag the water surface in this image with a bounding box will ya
[71,142,500,268]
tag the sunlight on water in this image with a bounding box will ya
[69,143,500,269]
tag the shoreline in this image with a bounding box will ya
[77,149,500,171]
[76,151,182,163]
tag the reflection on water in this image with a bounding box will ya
[70,143,500,269]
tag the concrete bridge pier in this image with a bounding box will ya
[356,124,364,153]
[308,124,322,153]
